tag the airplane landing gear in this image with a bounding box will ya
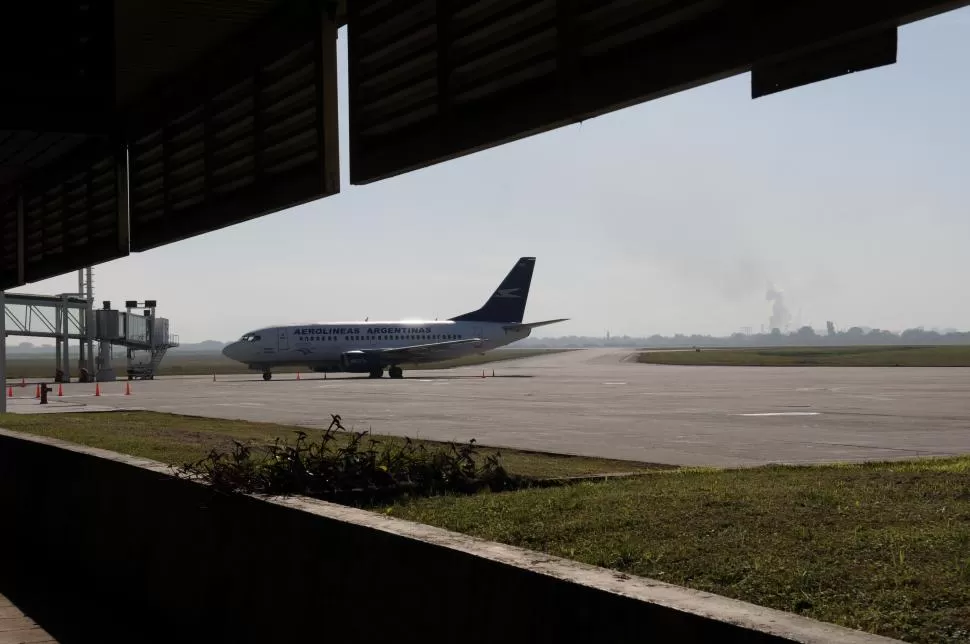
[389,366,403,379]
[368,368,383,379]
[262,371,272,381]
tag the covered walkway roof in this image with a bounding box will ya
[1,0,966,289]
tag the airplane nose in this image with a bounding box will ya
[222,343,236,359]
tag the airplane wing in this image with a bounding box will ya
[364,337,483,362]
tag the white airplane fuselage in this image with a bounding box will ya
[223,320,531,372]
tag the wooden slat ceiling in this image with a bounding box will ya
[347,0,970,184]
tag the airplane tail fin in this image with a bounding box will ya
[451,257,536,323]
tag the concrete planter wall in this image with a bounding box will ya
[0,429,899,644]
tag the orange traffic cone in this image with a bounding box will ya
[125,382,131,396]
[58,383,63,397]
[94,383,101,397]
[7,386,12,398]
[35,384,40,398]
[296,371,301,381]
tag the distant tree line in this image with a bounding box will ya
[517,326,970,349]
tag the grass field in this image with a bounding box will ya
[0,411,664,479]
[638,345,970,367]
[3,347,573,379]
[391,458,970,644]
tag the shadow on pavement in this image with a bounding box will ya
[0,577,145,644]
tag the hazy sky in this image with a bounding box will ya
[10,10,970,342]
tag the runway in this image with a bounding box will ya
[6,349,970,467]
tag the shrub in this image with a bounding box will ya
[176,414,522,505]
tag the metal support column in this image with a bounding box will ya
[77,270,86,371]
[1,290,6,414]
[85,267,95,373]
[61,295,71,381]
[55,310,62,377]
[97,340,115,382]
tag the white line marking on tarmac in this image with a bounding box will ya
[215,402,265,407]
[739,412,821,417]
[603,382,627,385]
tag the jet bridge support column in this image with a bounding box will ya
[79,267,95,375]
[55,309,62,379]
[77,270,84,371]
[96,341,116,382]
[86,302,95,374]
[61,295,71,381]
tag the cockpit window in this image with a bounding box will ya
[240,334,261,342]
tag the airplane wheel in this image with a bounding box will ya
[389,366,403,379]
[368,369,383,379]
[262,372,272,381]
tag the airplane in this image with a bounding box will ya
[221,257,567,380]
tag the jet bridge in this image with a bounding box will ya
[1,275,180,411]
[2,292,95,381]
[94,300,180,382]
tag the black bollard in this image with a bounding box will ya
[39,383,52,405]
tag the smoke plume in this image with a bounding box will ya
[766,284,791,332]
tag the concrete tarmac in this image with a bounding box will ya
[5,349,970,467]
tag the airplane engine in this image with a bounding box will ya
[339,350,382,373]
